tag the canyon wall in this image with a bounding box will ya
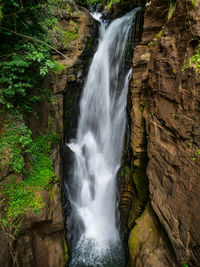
[1,0,200,266]
[128,0,200,266]
[0,3,96,266]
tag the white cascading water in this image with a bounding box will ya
[66,8,140,266]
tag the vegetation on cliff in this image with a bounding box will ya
[0,0,67,112]
[0,114,60,224]
[0,1,68,264]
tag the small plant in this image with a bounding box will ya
[182,45,200,74]
[155,30,163,39]
[191,0,198,7]
[148,29,163,47]
[108,0,120,9]
[148,41,153,47]
[168,1,175,20]
[195,149,200,157]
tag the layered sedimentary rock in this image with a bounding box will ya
[129,0,200,266]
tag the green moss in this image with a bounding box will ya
[65,97,73,106]
[129,204,150,255]
[64,242,69,265]
[0,118,60,226]
[86,37,94,51]
[120,165,131,178]
[129,204,165,265]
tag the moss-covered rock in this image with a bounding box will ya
[129,203,177,267]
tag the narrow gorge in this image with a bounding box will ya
[0,0,200,267]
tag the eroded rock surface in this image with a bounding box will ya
[0,2,96,266]
[129,0,200,266]
[129,204,176,267]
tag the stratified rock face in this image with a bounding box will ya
[129,0,200,266]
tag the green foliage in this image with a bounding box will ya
[168,1,175,20]
[172,112,176,118]
[108,0,120,9]
[181,264,189,267]
[191,0,198,7]
[2,178,45,221]
[0,114,32,173]
[155,30,163,40]
[0,0,64,111]
[75,0,106,8]
[63,21,79,47]
[191,148,200,161]
[76,0,120,8]
[182,45,200,73]
[148,29,163,47]
[0,43,59,109]
[1,126,60,225]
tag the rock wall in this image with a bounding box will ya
[128,0,200,266]
[0,3,96,266]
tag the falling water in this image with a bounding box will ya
[66,8,139,266]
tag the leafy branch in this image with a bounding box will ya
[1,27,69,60]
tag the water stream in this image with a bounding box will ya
[66,8,139,266]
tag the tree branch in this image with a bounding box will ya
[1,27,69,60]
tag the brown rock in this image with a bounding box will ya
[128,204,176,267]
[33,231,66,267]
[130,0,200,265]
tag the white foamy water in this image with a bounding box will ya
[66,8,140,266]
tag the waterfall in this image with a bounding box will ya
[66,8,139,266]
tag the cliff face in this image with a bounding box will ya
[129,0,200,266]
[0,3,96,266]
